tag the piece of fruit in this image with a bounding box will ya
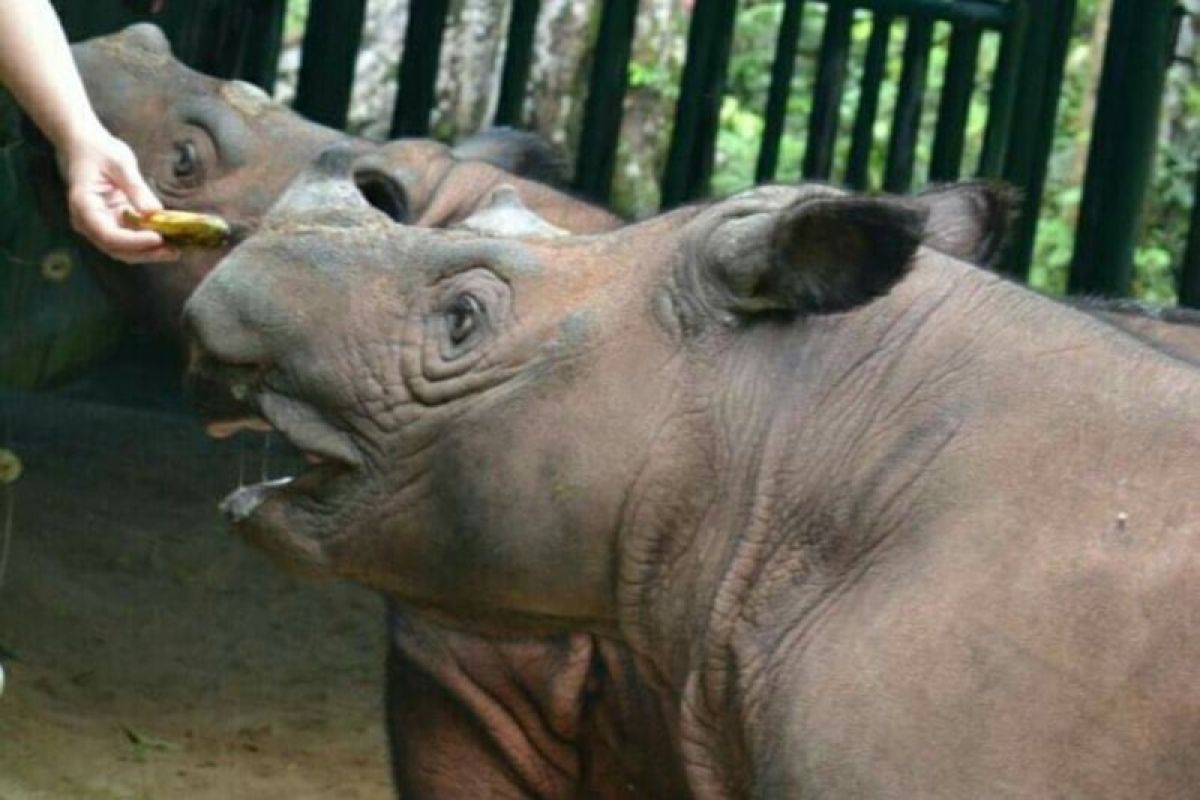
[122,209,230,248]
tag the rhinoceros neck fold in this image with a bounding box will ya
[616,254,982,677]
[613,252,1200,787]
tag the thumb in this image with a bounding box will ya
[110,150,162,213]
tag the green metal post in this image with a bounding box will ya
[494,0,542,127]
[756,0,807,182]
[978,0,1029,177]
[660,0,739,208]
[293,0,367,130]
[1068,0,1175,296]
[929,20,982,181]
[573,0,639,201]
[883,17,933,192]
[390,0,452,137]
[845,12,894,190]
[237,0,287,94]
[803,1,854,180]
[998,0,1075,279]
[853,0,1006,27]
[1180,168,1200,308]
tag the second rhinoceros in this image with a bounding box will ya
[64,22,615,334]
[184,149,1200,798]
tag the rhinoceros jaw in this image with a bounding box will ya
[220,476,293,523]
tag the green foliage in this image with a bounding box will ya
[618,0,1197,304]
[283,0,308,43]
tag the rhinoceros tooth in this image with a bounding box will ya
[220,476,293,524]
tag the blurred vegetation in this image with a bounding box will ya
[612,0,1198,302]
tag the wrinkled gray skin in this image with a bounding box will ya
[68,23,597,334]
[75,28,1200,795]
[1072,299,1200,366]
[70,24,650,799]
[185,152,1200,798]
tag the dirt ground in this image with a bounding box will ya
[0,388,393,799]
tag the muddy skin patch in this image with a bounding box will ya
[220,81,274,119]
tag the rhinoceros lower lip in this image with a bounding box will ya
[220,476,294,523]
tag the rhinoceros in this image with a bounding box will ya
[183,148,1200,798]
[70,28,1200,796]
[64,27,1019,797]
[68,32,1200,793]
[61,22,602,334]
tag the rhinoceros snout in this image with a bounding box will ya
[182,266,275,371]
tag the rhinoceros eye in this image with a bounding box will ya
[445,293,482,346]
[173,141,200,182]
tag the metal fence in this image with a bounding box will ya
[46,0,1196,299]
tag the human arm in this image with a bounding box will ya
[0,0,176,262]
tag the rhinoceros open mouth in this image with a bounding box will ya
[188,361,360,538]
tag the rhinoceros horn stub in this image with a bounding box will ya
[458,185,569,240]
[263,143,390,232]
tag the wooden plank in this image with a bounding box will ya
[573,1,638,201]
[293,0,367,130]
[494,0,542,126]
[755,0,807,182]
[660,0,739,208]
[845,12,894,190]
[883,16,933,192]
[390,0,452,137]
[803,1,854,180]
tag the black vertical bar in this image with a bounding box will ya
[573,0,639,201]
[173,1,254,80]
[293,0,367,130]
[390,0,452,137]
[755,0,807,182]
[845,12,893,190]
[494,0,541,126]
[1180,168,1200,308]
[883,17,933,193]
[660,0,739,208]
[803,1,854,180]
[929,21,981,181]
[238,0,287,94]
[998,0,1076,279]
[978,0,1028,177]
[1068,0,1175,297]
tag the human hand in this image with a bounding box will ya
[58,129,179,264]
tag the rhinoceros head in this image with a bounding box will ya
[64,24,593,336]
[67,23,348,331]
[184,147,1011,628]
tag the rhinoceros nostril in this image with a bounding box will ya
[353,169,409,223]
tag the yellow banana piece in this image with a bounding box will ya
[122,209,230,248]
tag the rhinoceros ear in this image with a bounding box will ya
[710,195,927,315]
[451,128,568,186]
[915,181,1018,269]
